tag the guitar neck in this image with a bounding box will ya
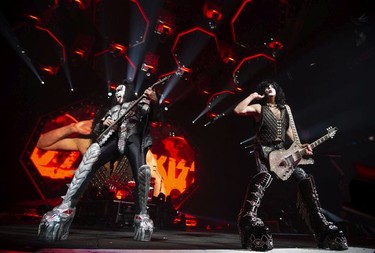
[96,75,172,142]
[298,127,337,156]
[310,133,331,149]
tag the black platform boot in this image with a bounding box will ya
[297,175,348,250]
[238,172,273,251]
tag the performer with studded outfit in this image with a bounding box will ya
[38,80,160,242]
[233,80,348,251]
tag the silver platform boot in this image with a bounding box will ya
[133,164,154,241]
[37,143,101,241]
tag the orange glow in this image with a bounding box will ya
[40,65,58,76]
[111,43,127,56]
[115,189,126,200]
[173,212,197,227]
[27,15,42,25]
[73,48,86,58]
[26,109,197,204]
[151,136,195,198]
[179,66,192,73]
[73,0,86,10]
[155,22,174,36]
[31,148,80,179]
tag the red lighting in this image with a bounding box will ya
[231,0,252,43]
[205,9,222,21]
[203,2,223,21]
[109,83,118,91]
[179,66,192,73]
[223,56,236,64]
[130,0,149,46]
[172,27,220,67]
[35,25,67,63]
[267,40,284,50]
[27,14,42,26]
[73,0,86,10]
[110,43,127,56]
[73,48,86,59]
[155,21,174,37]
[40,65,58,76]
[233,53,276,77]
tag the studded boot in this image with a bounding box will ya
[297,175,348,250]
[238,171,273,251]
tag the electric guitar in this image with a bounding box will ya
[96,74,172,146]
[268,126,338,181]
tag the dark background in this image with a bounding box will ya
[0,0,374,230]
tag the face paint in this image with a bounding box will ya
[115,85,126,104]
[265,85,276,97]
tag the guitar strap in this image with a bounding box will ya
[285,105,314,165]
[285,105,301,145]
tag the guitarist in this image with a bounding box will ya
[233,80,348,251]
[38,80,160,242]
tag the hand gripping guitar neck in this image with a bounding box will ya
[96,75,172,146]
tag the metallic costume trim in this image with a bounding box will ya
[37,143,101,241]
[133,165,154,241]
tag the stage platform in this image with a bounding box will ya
[0,222,374,253]
[0,198,374,253]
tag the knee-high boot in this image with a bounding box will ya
[238,171,273,251]
[297,174,348,250]
[37,143,101,241]
[133,164,154,241]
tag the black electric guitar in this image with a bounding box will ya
[96,74,172,146]
[269,126,338,181]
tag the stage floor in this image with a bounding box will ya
[0,223,374,253]
[0,198,374,253]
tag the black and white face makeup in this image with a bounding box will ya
[264,85,276,97]
[115,85,126,104]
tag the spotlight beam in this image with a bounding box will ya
[0,13,44,84]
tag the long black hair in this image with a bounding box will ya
[256,79,286,106]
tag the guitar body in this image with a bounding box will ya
[268,126,338,181]
[269,142,304,181]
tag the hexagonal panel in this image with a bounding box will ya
[94,0,149,47]
[233,53,276,87]
[20,100,198,207]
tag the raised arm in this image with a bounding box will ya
[233,92,264,121]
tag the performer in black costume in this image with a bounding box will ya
[233,80,348,251]
[38,80,160,241]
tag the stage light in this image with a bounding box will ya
[155,21,174,37]
[141,52,159,76]
[203,1,223,30]
[176,65,192,79]
[141,64,155,76]
[110,42,127,57]
[39,64,58,76]
[220,43,237,65]
[26,14,42,26]
[73,48,86,59]
[71,48,87,65]
[154,8,175,39]
[265,38,284,58]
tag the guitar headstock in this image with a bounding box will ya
[327,126,338,138]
